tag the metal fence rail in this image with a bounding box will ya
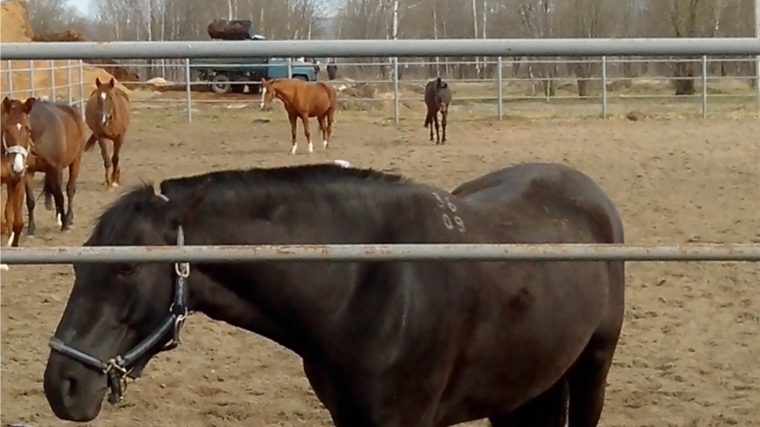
[3,38,760,59]
[3,56,757,123]
[2,244,760,264]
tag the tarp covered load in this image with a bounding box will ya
[207,19,256,40]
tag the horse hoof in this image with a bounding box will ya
[111,182,120,188]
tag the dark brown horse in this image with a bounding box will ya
[43,162,625,427]
[84,77,131,188]
[260,77,337,155]
[22,97,87,236]
[424,77,452,145]
[1,97,34,254]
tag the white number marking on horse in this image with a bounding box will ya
[431,192,465,233]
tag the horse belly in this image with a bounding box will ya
[446,262,609,416]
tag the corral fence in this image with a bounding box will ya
[2,57,760,124]
[0,38,760,265]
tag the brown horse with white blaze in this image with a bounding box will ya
[259,77,337,155]
[85,77,131,188]
[1,97,34,252]
[2,96,87,248]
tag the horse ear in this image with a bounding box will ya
[1,96,10,113]
[435,77,443,88]
[164,179,212,228]
[108,78,115,89]
[95,77,102,87]
[23,97,36,114]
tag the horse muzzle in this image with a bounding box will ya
[4,145,28,177]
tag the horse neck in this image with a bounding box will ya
[185,182,415,357]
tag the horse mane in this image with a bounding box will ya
[160,163,409,194]
[88,183,162,245]
[90,164,411,244]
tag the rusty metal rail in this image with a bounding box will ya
[1,244,760,264]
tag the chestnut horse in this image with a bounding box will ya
[1,97,34,255]
[424,77,452,145]
[1,97,86,253]
[259,77,337,155]
[84,77,131,188]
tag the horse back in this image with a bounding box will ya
[451,162,623,245]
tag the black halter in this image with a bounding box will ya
[48,225,190,405]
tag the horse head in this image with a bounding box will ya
[0,96,35,179]
[93,77,118,127]
[43,182,210,422]
[259,78,279,110]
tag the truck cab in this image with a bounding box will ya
[191,21,317,95]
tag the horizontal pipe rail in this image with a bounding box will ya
[2,38,760,60]
[1,244,759,264]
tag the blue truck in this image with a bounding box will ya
[191,19,317,95]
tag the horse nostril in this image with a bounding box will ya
[62,376,79,400]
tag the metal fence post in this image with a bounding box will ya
[78,60,85,117]
[701,55,708,118]
[392,56,399,124]
[287,57,293,78]
[601,56,608,119]
[184,58,192,123]
[66,59,73,105]
[5,60,13,97]
[49,59,56,100]
[28,60,35,98]
[756,54,760,111]
[497,56,503,121]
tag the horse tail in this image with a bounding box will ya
[424,113,432,128]
[84,134,98,152]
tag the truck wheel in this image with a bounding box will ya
[211,74,232,94]
[293,75,308,81]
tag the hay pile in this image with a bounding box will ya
[0,0,129,101]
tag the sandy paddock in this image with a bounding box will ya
[1,105,758,427]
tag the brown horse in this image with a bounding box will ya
[1,97,34,253]
[424,77,452,145]
[84,77,131,188]
[259,77,337,155]
[22,97,87,236]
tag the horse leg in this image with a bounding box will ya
[62,156,81,231]
[24,171,36,236]
[111,135,124,187]
[441,109,448,144]
[301,114,313,154]
[317,115,327,150]
[10,179,26,247]
[3,186,12,240]
[45,172,66,231]
[427,113,434,141]
[288,114,299,155]
[326,109,335,147]
[98,137,113,188]
[433,113,441,145]
[565,313,622,426]
[489,379,569,427]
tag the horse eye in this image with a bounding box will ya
[117,263,138,276]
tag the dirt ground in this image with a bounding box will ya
[1,104,759,427]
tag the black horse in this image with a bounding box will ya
[424,77,452,145]
[43,162,625,427]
